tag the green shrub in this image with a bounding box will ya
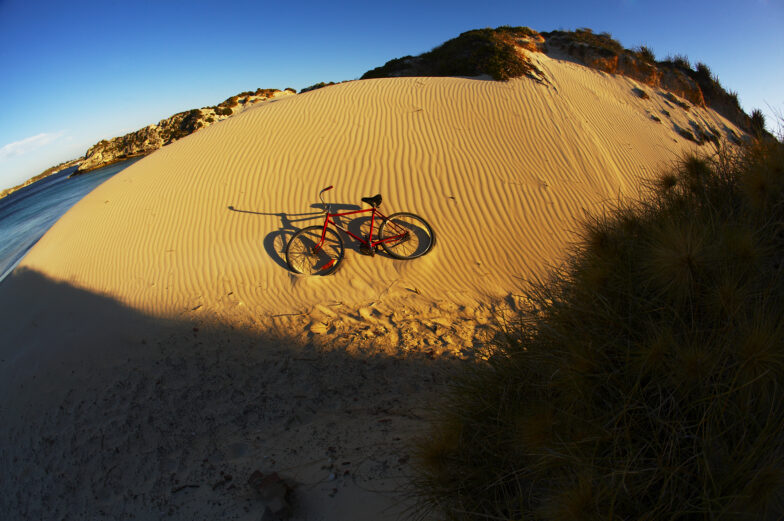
[362,26,538,81]
[565,28,624,55]
[495,25,538,37]
[414,139,784,520]
[254,88,279,97]
[299,81,336,93]
[175,109,202,136]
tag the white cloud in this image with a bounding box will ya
[0,132,65,160]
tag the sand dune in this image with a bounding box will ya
[0,52,744,519]
[18,53,738,349]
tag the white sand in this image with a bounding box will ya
[0,52,743,519]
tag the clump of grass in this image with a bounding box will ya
[688,62,755,133]
[413,138,784,520]
[751,109,767,137]
[664,53,691,70]
[634,45,656,63]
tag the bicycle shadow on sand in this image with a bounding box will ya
[228,203,365,271]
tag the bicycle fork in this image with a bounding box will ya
[311,220,338,272]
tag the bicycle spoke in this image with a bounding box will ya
[379,213,434,260]
[286,226,344,275]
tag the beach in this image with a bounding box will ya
[0,52,744,519]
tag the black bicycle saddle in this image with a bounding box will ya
[361,194,382,208]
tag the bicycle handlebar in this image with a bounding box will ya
[318,185,333,213]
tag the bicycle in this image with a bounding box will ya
[285,186,434,275]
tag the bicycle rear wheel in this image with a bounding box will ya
[378,212,434,260]
[286,225,344,275]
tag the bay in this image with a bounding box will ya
[0,158,141,283]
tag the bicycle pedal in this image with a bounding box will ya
[358,244,375,256]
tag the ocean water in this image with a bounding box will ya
[0,158,140,283]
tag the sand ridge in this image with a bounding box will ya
[0,52,745,519]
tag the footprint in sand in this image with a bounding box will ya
[358,307,374,321]
[309,321,329,335]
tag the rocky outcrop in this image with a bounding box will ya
[75,88,295,174]
[543,31,705,106]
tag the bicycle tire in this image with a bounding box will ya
[378,212,435,260]
[285,225,344,275]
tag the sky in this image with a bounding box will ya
[1,0,782,191]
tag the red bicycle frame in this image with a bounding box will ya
[312,186,406,253]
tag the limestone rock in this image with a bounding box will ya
[75,89,295,174]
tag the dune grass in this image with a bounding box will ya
[413,136,784,520]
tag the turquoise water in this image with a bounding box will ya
[0,158,140,283]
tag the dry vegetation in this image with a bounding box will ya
[414,136,784,520]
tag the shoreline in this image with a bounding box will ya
[0,158,81,200]
[68,152,149,177]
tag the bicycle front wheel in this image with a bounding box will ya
[379,212,434,260]
[286,225,344,275]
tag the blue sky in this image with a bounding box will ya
[1,0,782,190]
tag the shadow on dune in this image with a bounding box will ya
[228,203,399,271]
[228,204,322,270]
[0,268,459,520]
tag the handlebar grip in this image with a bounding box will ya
[321,185,334,192]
